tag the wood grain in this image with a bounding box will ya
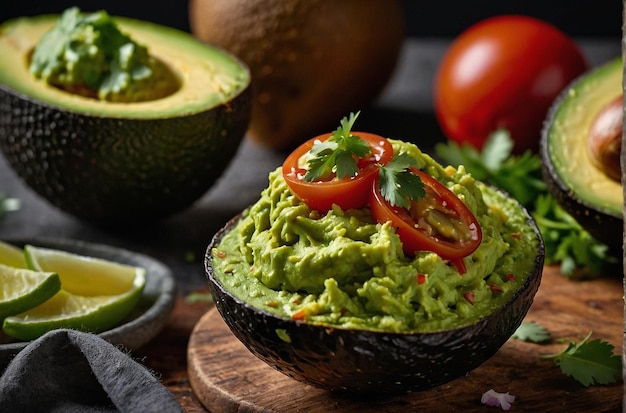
[186,266,623,412]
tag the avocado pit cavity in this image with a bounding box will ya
[587,94,622,181]
[29,7,181,103]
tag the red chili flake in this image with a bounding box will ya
[511,233,521,240]
[489,284,503,292]
[463,291,475,305]
[291,310,306,320]
[506,273,515,282]
[417,273,427,285]
[215,250,227,259]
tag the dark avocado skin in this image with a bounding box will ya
[205,207,545,394]
[0,84,251,227]
[540,67,622,252]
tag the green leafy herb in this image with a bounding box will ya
[435,131,616,276]
[512,321,551,343]
[376,153,425,209]
[435,130,545,206]
[0,193,20,219]
[532,194,615,276]
[540,332,622,387]
[304,112,371,181]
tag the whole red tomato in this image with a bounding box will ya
[434,15,588,153]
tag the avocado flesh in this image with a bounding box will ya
[0,14,249,118]
[0,15,251,225]
[544,58,622,217]
[541,58,622,249]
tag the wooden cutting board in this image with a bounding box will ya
[187,266,623,412]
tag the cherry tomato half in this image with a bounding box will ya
[282,132,393,212]
[370,168,482,273]
[434,15,588,154]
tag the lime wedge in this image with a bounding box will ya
[24,244,145,296]
[0,240,27,268]
[0,263,61,320]
[3,272,145,341]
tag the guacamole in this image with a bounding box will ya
[29,7,179,102]
[212,140,540,333]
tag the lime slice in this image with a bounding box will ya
[0,263,61,320]
[0,240,27,268]
[24,244,145,296]
[3,272,145,341]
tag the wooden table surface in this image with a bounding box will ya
[136,265,623,413]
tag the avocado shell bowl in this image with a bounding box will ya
[0,14,251,227]
[204,205,545,394]
[540,58,622,251]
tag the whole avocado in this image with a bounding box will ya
[189,0,405,149]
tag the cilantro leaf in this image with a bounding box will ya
[540,332,622,386]
[376,153,425,209]
[512,322,551,343]
[304,112,371,181]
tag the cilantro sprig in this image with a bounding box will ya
[435,131,616,277]
[377,153,425,209]
[303,112,425,208]
[304,112,371,181]
[540,331,622,387]
[513,323,622,387]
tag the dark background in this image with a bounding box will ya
[1,1,622,38]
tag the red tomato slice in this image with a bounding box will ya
[282,132,393,212]
[370,168,482,273]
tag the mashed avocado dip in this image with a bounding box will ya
[212,140,540,333]
[29,7,179,102]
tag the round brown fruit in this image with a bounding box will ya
[189,0,405,149]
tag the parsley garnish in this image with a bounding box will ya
[435,131,616,277]
[304,112,371,181]
[376,153,425,209]
[512,322,551,343]
[540,332,622,387]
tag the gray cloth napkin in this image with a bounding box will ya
[0,329,183,412]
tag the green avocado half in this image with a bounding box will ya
[540,58,622,250]
[0,14,251,226]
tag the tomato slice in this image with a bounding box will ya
[369,168,482,273]
[282,132,393,212]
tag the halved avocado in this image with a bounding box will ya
[540,58,622,250]
[205,186,544,394]
[0,14,251,226]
